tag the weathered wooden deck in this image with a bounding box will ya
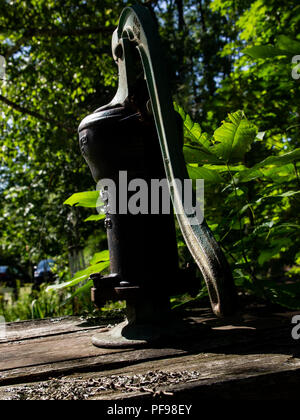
[0,307,299,400]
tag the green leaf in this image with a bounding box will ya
[46,260,110,291]
[261,164,296,184]
[276,35,300,55]
[259,281,300,310]
[64,191,100,208]
[258,238,292,265]
[268,223,300,234]
[253,149,300,167]
[232,269,252,287]
[187,165,224,183]
[174,102,212,149]
[258,249,279,265]
[262,190,300,200]
[174,102,202,139]
[243,45,290,59]
[46,275,88,291]
[84,213,106,222]
[204,164,247,172]
[234,150,300,182]
[67,279,93,299]
[177,106,257,164]
[89,250,110,265]
[212,110,257,162]
[183,145,221,164]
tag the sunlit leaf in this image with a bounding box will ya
[212,110,257,163]
[84,214,106,222]
[46,260,110,291]
[64,191,100,208]
[187,165,224,183]
[89,250,110,265]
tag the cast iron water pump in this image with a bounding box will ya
[78,4,237,347]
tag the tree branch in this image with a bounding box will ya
[3,25,115,58]
[199,0,207,33]
[4,39,24,58]
[175,0,185,31]
[30,25,115,38]
[0,94,73,133]
[0,24,114,37]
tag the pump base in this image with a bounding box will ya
[91,317,209,348]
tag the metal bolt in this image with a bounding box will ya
[104,218,112,229]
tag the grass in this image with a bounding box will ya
[0,283,82,322]
[0,282,127,323]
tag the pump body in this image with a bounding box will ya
[78,4,237,347]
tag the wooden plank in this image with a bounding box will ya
[1,349,300,400]
[0,309,299,400]
[0,310,297,386]
[0,330,125,370]
[97,352,300,401]
[1,315,122,342]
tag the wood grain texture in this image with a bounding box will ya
[0,309,299,399]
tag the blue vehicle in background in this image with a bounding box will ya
[0,266,14,287]
[0,265,30,298]
[0,265,30,288]
[33,259,56,287]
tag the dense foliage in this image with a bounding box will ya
[0,0,299,319]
